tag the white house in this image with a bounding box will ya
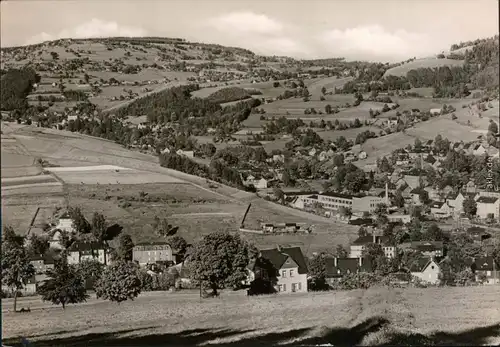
[430,201,453,219]
[430,108,442,115]
[176,149,194,158]
[472,144,487,156]
[67,241,111,265]
[476,196,500,220]
[410,258,441,285]
[54,213,74,233]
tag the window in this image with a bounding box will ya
[431,266,435,270]
[298,282,302,290]
[292,283,296,292]
[281,270,287,278]
[487,271,491,276]
[283,284,286,292]
[278,284,282,292]
[290,269,294,277]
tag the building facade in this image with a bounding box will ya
[133,242,174,266]
[67,241,111,265]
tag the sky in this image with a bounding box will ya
[1,0,498,63]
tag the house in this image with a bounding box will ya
[448,192,477,215]
[54,212,75,233]
[387,213,411,224]
[49,230,65,250]
[476,196,500,220]
[403,241,444,257]
[397,175,423,190]
[410,188,425,205]
[133,242,174,266]
[358,151,367,160]
[430,201,453,219]
[410,257,441,284]
[350,235,395,259]
[30,254,55,274]
[245,175,268,189]
[250,246,308,293]
[430,108,442,115]
[176,149,194,158]
[472,144,487,156]
[272,154,285,163]
[67,115,78,122]
[467,227,492,244]
[67,241,111,265]
[465,180,477,193]
[470,257,500,284]
[324,257,373,284]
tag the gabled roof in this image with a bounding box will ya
[472,257,499,272]
[476,196,499,204]
[30,254,56,264]
[409,257,436,272]
[325,257,373,277]
[259,246,308,274]
[68,241,108,252]
[424,155,436,164]
[430,201,445,209]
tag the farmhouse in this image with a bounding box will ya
[350,235,395,259]
[430,200,453,219]
[476,196,500,220]
[133,242,174,266]
[67,241,111,265]
[410,257,441,285]
[250,246,308,293]
[470,256,500,285]
[324,257,373,284]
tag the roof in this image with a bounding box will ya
[352,235,391,246]
[320,191,354,200]
[409,257,435,272]
[284,191,319,196]
[29,254,56,264]
[325,257,373,277]
[134,242,171,247]
[410,241,443,252]
[472,257,499,271]
[259,246,308,274]
[430,201,445,209]
[476,196,499,204]
[68,241,108,252]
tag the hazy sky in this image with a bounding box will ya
[1,0,498,62]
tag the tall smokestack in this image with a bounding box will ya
[334,257,337,267]
[373,230,376,244]
[359,257,363,267]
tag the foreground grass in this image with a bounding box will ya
[2,286,500,346]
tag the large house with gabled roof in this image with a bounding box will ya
[324,257,373,284]
[248,246,308,293]
[410,257,441,284]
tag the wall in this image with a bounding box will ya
[275,266,307,293]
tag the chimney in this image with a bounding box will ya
[359,257,363,267]
[334,257,337,267]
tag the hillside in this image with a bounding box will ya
[3,286,500,346]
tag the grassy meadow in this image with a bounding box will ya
[2,285,499,346]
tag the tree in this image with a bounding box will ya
[116,234,134,261]
[186,231,255,295]
[167,235,188,258]
[76,259,105,286]
[273,187,285,204]
[325,104,332,114]
[362,243,388,274]
[68,207,91,234]
[488,120,498,134]
[27,233,49,256]
[336,244,348,258]
[394,189,405,208]
[358,227,369,237]
[50,51,59,60]
[421,223,446,242]
[418,189,430,205]
[308,253,329,291]
[1,227,35,312]
[95,261,142,303]
[91,212,107,241]
[153,216,178,237]
[463,196,477,219]
[37,257,88,309]
[282,169,292,187]
[321,86,326,95]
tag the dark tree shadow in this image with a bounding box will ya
[3,319,500,347]
[105,223,123,240]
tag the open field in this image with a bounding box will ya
[357,132,416,166]
[308,76,353,98]
[406,118,482,143]
[65,183,359,253]
[384,57,465,77]
[3,286,500,346]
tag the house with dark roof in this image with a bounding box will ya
[447,192,477,215]
[30,254,55,274]
[430,200,453,218]
[350,235,396,259]
[476,196,500,220]
[67,241,111,265]
[249,246,308,293]
[470,257,500,285]
[400,241,444,257]
[410,257,441,284]
[325,257,373,284]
